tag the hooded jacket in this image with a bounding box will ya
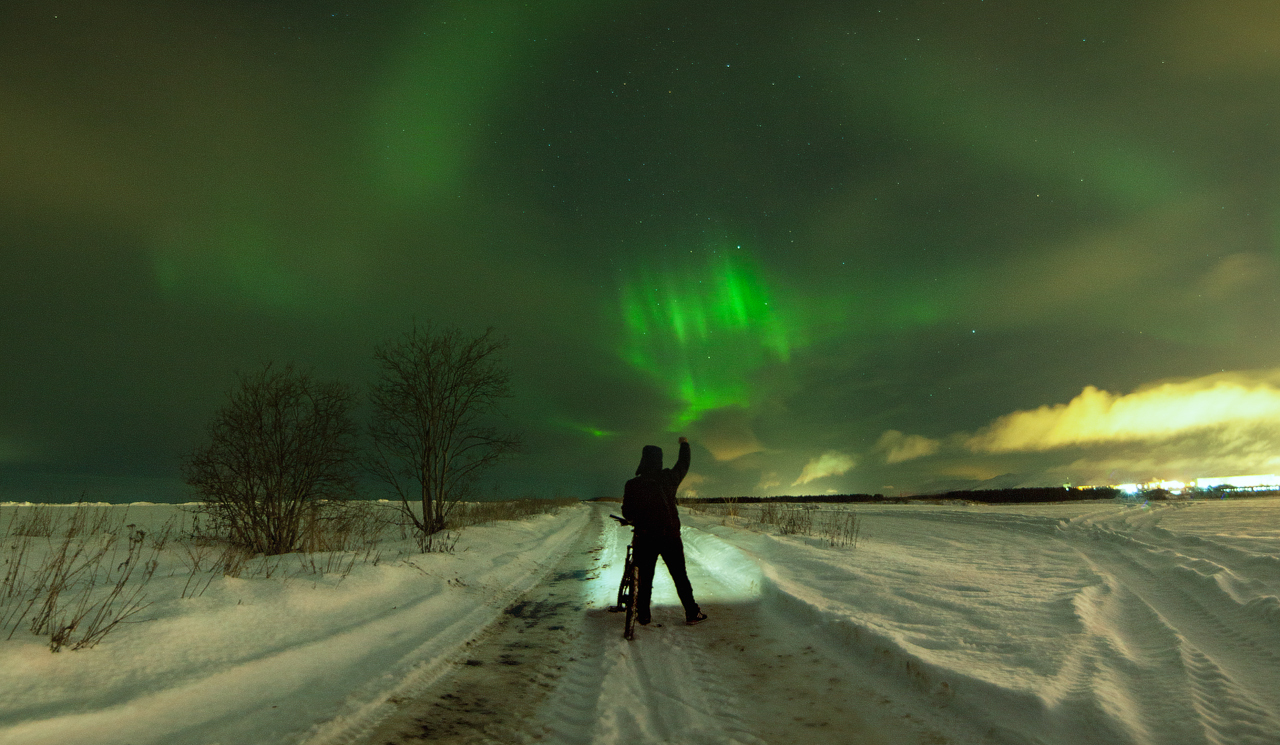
[622,440,690,539]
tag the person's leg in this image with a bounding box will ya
[631,536,660,624]
[658,536,701,620]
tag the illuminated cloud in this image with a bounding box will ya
[1201,253,1277,301]
[689,406,765,461]
[677,471,707,498]
[966,370,1280,453]
[876,430,941,463]
[1160,0,1280,74]
[793,451,856,486]
[756,471,782,492]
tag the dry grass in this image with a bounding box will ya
[447,498,578,529]
[1,501,389,648]
[1,504,167,651]
[1,497,579,651]
[384,497,579,554]
[180,500,404,587]
[685,501,862,549]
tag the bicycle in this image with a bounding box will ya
[607,514,640,640]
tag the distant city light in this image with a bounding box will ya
[1114,474,1280,496]
[1192,474,1280,490]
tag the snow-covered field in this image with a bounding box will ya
[2,497,1278,744]
[691,499,1280,744]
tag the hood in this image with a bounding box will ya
[635,445,663,475]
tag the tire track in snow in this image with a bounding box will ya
[1059,517,1280,744]
[351,504,942,744]
[1060,558,1207,743]
[1078,504,1280,616]
[346,507,608,745]
[627,520,947,745]
[691,505,1280,745]
[535,608,766,745]
[529,510,770,745]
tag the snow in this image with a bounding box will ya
[684,499,1280,744]
[3,497,1280,744]
[0,503,588,745]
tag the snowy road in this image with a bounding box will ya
[341,499,1280,745]
[348,504,950,745]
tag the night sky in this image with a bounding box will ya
[6,0,1280,502]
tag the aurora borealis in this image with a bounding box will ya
[6,0,1280,500]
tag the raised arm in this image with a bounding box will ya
[671,436,690,484]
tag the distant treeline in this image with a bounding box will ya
[682,487,1122,505]
[927,487,1120,504]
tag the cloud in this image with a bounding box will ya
[689,406,766,462]
[1160,0,1280,74]
[756,471,782,492]
[963,198,1240,334]
[793,451,856,486]
[966,369,1280,453]
[676,471,706,498]
[1201,253,1277,301]
[875,430,941,463]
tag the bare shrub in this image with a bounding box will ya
[183,363,359,555]
[368,323,520,547]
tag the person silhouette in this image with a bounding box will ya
[621,436,707,626]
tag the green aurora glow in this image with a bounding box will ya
[5,0,1280,499]
[620,248,795,426]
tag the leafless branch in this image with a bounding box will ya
[367,323,521,544]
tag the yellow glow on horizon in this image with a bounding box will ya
[967,370,1280,453]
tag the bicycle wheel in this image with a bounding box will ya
[623,563,639,640]
[615,548,630,609]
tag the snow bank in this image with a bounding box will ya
[0,503,589,745]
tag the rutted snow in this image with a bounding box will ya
[684,499,1280,744]
[3,498,1279,744]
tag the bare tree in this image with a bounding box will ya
[367,324,520,542]
[182,363,359,555]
